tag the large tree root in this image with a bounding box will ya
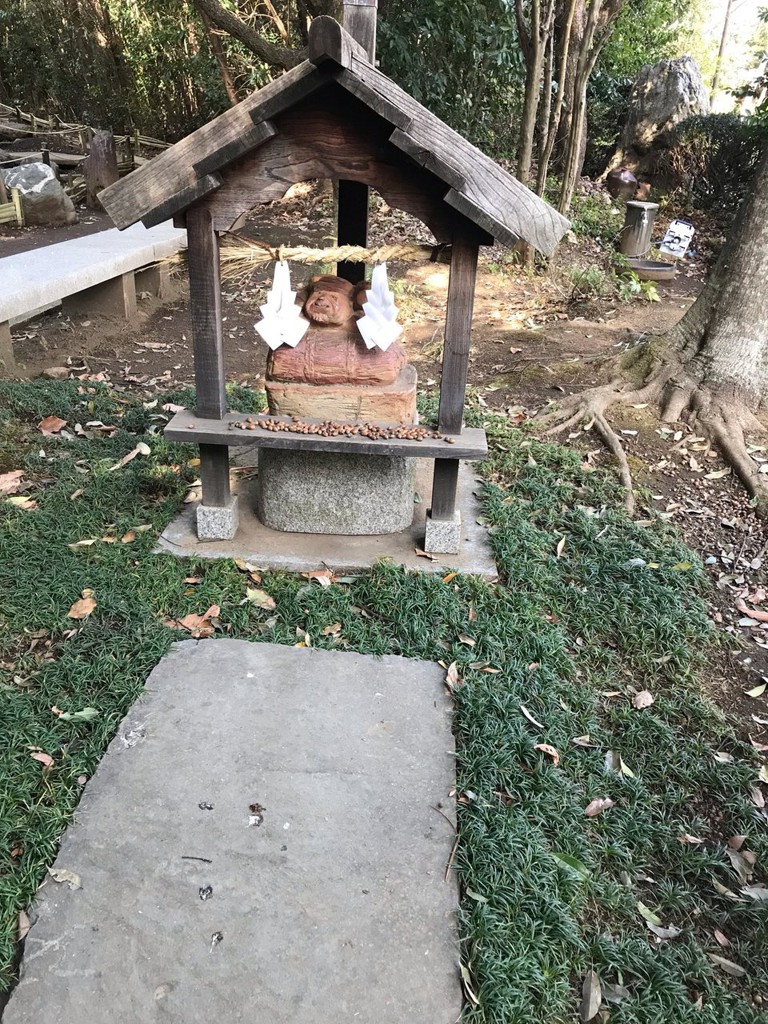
[534,355,768,516]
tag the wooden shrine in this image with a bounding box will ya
[100,5,569,552]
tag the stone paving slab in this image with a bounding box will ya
[158,456,498,578]
[0,221,186,323]
[5,640,460,1024]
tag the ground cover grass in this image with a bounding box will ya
[1,380,767,1021]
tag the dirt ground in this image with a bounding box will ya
[3,183,768,743]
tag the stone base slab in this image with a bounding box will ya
[156,458,498,578]
[2,640,460,1024]
[265,364,417,426]
[256,448,416,535]
[424,511,462,554]
[196,496,239,541]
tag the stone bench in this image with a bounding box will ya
[0,220,187,374]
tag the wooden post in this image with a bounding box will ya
[85,130,119,210]
[342,0,378,56]
[430,232,479,521]
[337,0,378,284]
[186,205,231,507]
[437,235,479,434]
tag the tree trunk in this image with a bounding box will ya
[664,146,768,410]
[200,10,239,106]
[515,0,542,187]
[537,145,768,512]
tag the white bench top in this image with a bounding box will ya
[0,221,187,323]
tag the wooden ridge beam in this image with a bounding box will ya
[309,16,370,68]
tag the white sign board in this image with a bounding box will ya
[659,219,695,259]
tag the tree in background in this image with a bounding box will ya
[540,133,768,510]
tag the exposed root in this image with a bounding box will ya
[534,352,768,516]
[593,412,636,513]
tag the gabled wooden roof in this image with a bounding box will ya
[101,17,569,255]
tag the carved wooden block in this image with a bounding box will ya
[266,364,417,425]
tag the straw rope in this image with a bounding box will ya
[213,237,451,281]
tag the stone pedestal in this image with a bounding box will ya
[196,496,239,541]
[256,449,416,535]
[424,510,462,555]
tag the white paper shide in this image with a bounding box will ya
[255,261,309,350]
[356,263,403,352]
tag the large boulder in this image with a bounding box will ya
[604,56,709,179]
[0,161,78,226]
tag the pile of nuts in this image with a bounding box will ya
[230,414,456,443]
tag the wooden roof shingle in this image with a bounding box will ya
[101,17,569,255]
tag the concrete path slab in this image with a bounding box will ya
[158,455,498,578]
[0,221,186,323]
[5,640,460,1024]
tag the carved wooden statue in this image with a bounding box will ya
[263,272,417,425]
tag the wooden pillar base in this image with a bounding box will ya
[199,443,231,508]
[430,459,459,520]
[63,272,137,320]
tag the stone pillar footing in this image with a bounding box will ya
[196,496,239,541]
[424,510,462,555]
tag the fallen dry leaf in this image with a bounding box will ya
[457,633,476,647]
[30,751,54,768]
[741,885,768,901]
[18,910,30,941]
[632,690,655,709]
[707,953,746,978]
[67,593,96,619]
[121,531,136,544]
[245,588,276,611]
[445,661,462,693]
[736,599,768,623]
[6,496,37,510]
[321,622,342,636]
[38,415,67,436]
[534,743,560,766]
[0,470,24,495]
[713,929,731,947]
[414,548,437,561]
[745,683,767,697]
[175,604,221,637]
[108,441,150,472]
[442,571,457,583]
[48,867,82,890]
[585,797,614,817]
[580,971,601,1022]
[520,705,544,729]
[727,835,746,851]
[678,833,705,845]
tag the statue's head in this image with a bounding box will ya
[303,276,356,326]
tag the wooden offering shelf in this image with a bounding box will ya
[165,410,487,461]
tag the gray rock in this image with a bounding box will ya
[605,56,709,178]
[1,161,78,226]
[256,449,416,535]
